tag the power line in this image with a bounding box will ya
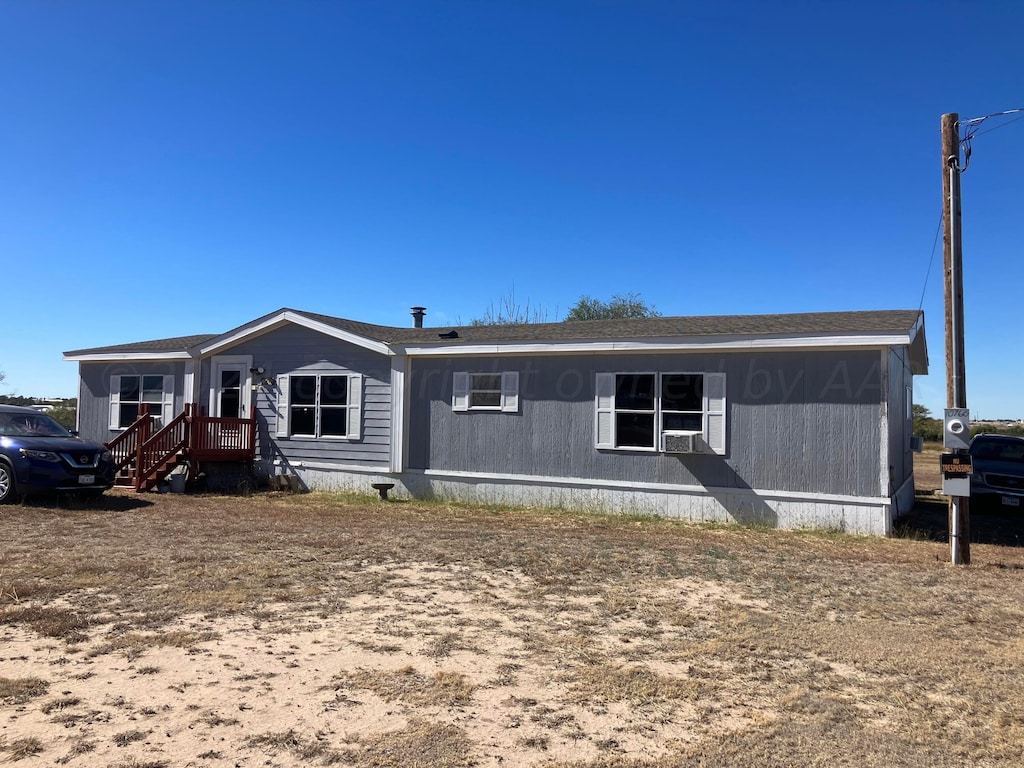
[958,107,1024,146]
[918,209,943,312]
[958,107,1024,127]
[972,111,1024,139]
[948,108,1024,172]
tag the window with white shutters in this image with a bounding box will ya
[276,373,362,439]
[595,371,727,454]
[452,371,519,413]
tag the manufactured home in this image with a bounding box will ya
[64,307,927,535]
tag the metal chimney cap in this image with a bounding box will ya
[410,306,427,328]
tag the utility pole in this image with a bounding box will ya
[941,112,970,565]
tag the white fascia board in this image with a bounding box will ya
[195,310,392,357]
[63,351,192,362]
[395,332,914,358]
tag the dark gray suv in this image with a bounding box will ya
[0,405,115,503]
[969,433,1024,511]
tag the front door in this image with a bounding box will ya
[210,356,252,418]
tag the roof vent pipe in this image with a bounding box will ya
[410,306,426,328]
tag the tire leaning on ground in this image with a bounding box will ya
[0,461,17,504]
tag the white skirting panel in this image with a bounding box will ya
[269,463,895,537]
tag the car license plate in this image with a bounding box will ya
[1001,495,1020,508]
[78,475,95,485]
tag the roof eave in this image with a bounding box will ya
[394,330,919,357]
[63,351,193,362]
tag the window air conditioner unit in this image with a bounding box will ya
[663,432,701,454]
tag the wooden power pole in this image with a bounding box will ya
[942,112,970,565]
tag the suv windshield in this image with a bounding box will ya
[0,412,71,438]
[971,438,1024,462]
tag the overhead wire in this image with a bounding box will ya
[949,107,1024,174]
[954,107,1024,144]
[957,107,1024,127]
[972,111,1024,139]
[918,209,944,312]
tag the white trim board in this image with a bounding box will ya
[195,310,392,358]
[395,334,914,358]
[63,351,192,362]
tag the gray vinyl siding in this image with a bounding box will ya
[203,324,391,468]
[77,361,188,443]
[408,349,888,497]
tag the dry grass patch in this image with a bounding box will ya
[566,663,702,705]
[2,490,1024,766]
[88,628,219,660]
[0,604,89,640]
[0,676,49,704]
[358,719,475,768]
[332,665,476,707]
[1,735,45,760]
[246,729,345,764]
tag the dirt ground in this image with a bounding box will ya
[2,471,1024,767]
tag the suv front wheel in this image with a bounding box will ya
[0,462,18,504]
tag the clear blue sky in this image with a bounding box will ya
[1,1,1021,418]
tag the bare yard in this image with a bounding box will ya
[2,487,1024,767]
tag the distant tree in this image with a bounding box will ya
[48,405,77,429]
[467,289,659,326]
[564,292,661,322]
[0,395,34,406]
[468,287,552,326]
[970,422,1024,438]
[912,403,943,443]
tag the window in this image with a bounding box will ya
[219,369,242,418]
[276,374,362,439]
[452,371,519,413]
[595,372,726,454]
[109,374,174,430]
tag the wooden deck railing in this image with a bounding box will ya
[134,409,190,492]
[191,412,257,461]
[106,411,154,474]
[105,404,256,491]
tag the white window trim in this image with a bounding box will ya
[109,374,174,431]
[276,373,362,440]
[595,371,727,455]
[453,371,519,413]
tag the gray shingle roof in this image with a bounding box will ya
[64,308,923,356]
[64,334,219,357]
[297,308,924,345]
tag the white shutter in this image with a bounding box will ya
[276,375,290,437]
[500,371,519,413]
[162,375,175,425]
[347,374,363,439]
[452,372,469,412]
[595,373,615,448]
[109,375,122,430]
[704,372,727,455]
